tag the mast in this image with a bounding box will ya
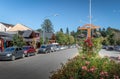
[88,0,92,38]
[89,0,91,25]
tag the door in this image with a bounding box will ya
[14,48,20,58]
[18,48,23,57]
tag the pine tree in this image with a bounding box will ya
[41,19,54,33]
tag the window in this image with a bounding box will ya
[19,48,22,50]
[4,28,6,32]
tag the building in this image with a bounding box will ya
[40,32,56,44]
[0,23,40,51]
[22,30,40,48]
[0,22,14,32]
[7,23,32,31]
[0,32,13,51]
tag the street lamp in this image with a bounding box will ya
[42,14,59,44]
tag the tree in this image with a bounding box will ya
[65,27,70,44]
[45,37,49,44]
[102,28,106,31]
[69,35,75,44]
[102,39,108,45]
[36,28,42,32]
[41,19,54,32]
[56,32,67,45]
[40,37,43,45]
[107,33,115,45]
[60,28,63,33]
[99,28,101,33]
[101,30,107,37]
[66,27,69,35]
[71,30,75,37]
[12,34,26,47]
[116,40,120,45]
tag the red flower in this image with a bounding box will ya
[85,61,90,66]
[84,37,93,47]
[82,66,87,71]
[81,56,86,59]
[89,66,96,73]
[100,71,108,77]
[70,77,74,79]
[114,75,119,79]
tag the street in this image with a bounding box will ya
[99,49,120,62]
[99,49,120,58]
[0,48,78,79]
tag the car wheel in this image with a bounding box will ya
[22,54,25,58]
[49,50,51,53]
[45,50,48,54]
[27,53,30,57]
[11,56,15,61]
[34,53,37,55]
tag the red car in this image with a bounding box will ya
[23,46,36,57]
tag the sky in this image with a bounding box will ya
[0,0,120,32]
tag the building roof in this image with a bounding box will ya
[0,32,13,41]
[0,22,14,27]
[8,23,32,31]
[22,30,33,37]
[23,38,39,42]
[0,32,12,37]
[0,37,13,41]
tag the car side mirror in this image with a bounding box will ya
[14,50,17,53]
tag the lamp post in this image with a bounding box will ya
[42,14,59,44]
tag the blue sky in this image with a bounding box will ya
[0,0,120,32]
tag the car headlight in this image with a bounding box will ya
[24,51,27,53]
[43,49,46,51]
[6,54,12,57]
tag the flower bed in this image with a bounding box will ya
[50,53,120,79]
[50,37,120,79]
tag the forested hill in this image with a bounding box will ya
[108,27,120,33]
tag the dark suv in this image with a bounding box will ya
[38,45,48,53]
[47,44,57,52]
[0,46,25,61]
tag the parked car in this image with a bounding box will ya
[0,46,25,61]
[46,44,57,52]
[102,45,107,49]
[114,46,120,52]
[22,46,36,57]
[106,46,114,51]
[56,45,60,51]
[52,43,60,51]
[38,45,49,53]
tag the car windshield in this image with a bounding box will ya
[47,44,53,47]
[23,47,29,50]
[41,45,46,48]
[4,47,15,53]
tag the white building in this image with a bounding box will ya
[0,22,14,32]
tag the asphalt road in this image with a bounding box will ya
[99,49,120,63]
[99,49,120,58]
[0,48,78,79]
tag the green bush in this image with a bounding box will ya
[50,37,120,79]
